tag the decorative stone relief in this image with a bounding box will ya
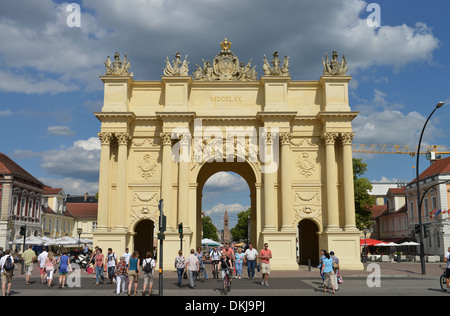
[130,206,159,229]
[98,132,113,145]
[296,152,316,178]
[104,52,133,76]
[137,154,157,179]
[132,138,160,147]
[322,51,348,76]
[133,192,159,204]
[293,206,322,225]
[294,191,320,203]
[340,132,355,145]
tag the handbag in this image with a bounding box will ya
[183,270,188,279]
[256,263,260,272]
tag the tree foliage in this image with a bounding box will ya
[230,208,251,241]
[353,158,375,229]
[202,216,219,241]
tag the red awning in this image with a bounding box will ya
[360,238,384,246]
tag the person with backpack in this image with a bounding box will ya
[1,249,14,296]
[142,251,156,296]
[105,248,118,285]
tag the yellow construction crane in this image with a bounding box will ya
[352,144,450,158]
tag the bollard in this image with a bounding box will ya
[308,259,311,271]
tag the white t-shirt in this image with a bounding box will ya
[446,252,450,268]
[122,252,131,265]
[186,254,199,272]
[210,250,221,261]
[0,255,13,273]
[142,258,156,273]
[106,253,117,268]
[38,251,48,269]
[245,248,258,261]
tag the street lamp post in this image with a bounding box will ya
[416,101,444,275]
[77,228,83,248]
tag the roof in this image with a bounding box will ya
[410,156,450,184]
[0,153,43,186]
[370,205,387,219]
[387,187,406,195]
[43,185,64,195]
[66,203,98,219]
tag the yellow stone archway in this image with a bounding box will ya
[93,41,363,271]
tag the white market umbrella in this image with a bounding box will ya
[12,236,44,245]
[400,241,420,246]
[201,238,222,247]
[54,236,80,246]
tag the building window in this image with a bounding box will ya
[92,222,97,231]
[432,196,437,211]
[424,198,429,217]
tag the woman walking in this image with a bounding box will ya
[45,252,56,288]
[94,248,105,285]
[142,252,156,296]
[57,250,70,289]
[234,248,244,279]
[175,250,186,287]
[127,251,140,296]
[115,256,128,295]
[321,251,336,294]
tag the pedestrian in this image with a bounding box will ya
[37,246,48,285]
[127,251,140,296]
[57,250,70,289]
[259,243,272,286]
[122,248,131,266]
[94,248,105,285]
[235,248,244,279]
[244,243,258,279]
[321,251,335,294]
[83,244,89,255]
[115,256,128,295]
[1,249,14,296]
[175,250,186,287]
[44,251,56,288]
[22,245,36,285]
[444,247,450,289]
[330,251,340,291]
[318,249,326,281]
[185,249,199,289]
[142,251,156,296]
[105,248,118,285]
[209,246,221,278]
[218,251,233,286]
[195,247,208,280]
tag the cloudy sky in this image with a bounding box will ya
[1,0,449,230]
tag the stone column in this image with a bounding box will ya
[97,132,113,231]
[280,132,293,231]
[263,132,277,231]
[323,132,339,231]
[160,133,174,230]
[178,134,190,230]
[115,132,130,231]
[341,132,357,230]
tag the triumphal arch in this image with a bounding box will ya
[94,39,363,270]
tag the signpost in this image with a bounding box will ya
[158,199,166,297]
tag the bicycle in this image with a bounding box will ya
[440,265,449,292]
[223,268,232,295]
[211,261,219,279]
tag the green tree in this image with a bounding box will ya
[353,158,375,229]
[230,208,251,241]
[202,216,219,241]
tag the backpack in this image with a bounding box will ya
[4,255,13,272]
[143,259,153,273]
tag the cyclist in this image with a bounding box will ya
[210,247,221,278]
[218,252,233,287]
[195,247,208,280]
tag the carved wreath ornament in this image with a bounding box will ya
[297,152,315,177]
[138,154,157,179]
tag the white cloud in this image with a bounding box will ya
[47,125,76,136]
[204,172,248,193]
[0,110,13,116]
[38,177,99,195]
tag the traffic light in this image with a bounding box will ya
[423,224,430,238]
[415,225,420,234]
[20,225,26,236]
[178,223,183,235]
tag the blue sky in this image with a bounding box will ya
[1,0,449,230]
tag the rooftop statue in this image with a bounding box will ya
[104,52,133,76]
[192,38,257,81]
[322,51,348,76]
[163,52,190,77]
[263,51,290,76]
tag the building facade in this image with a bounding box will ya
[0,153,44,249]
[94,40,363,270]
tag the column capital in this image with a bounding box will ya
[116,132,130,146]
[340,132,355,145]
[160,132,172,146]
[98,132,113,146]
[279,132,292,146]
[322,132,339,145]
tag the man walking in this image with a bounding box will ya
[37,247,48,285]
[259,243,272,286]
[1,249,14,296]
[105,248,118,285]
[185,249,199,289]
[22,245,36,285]
[244,243,258,279]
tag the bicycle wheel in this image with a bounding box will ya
[440,274,447,292]
[198,268,206,282]
[223,276,229,295]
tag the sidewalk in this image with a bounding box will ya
[14,261,444,280]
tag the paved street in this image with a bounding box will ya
[3,261,449,297]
